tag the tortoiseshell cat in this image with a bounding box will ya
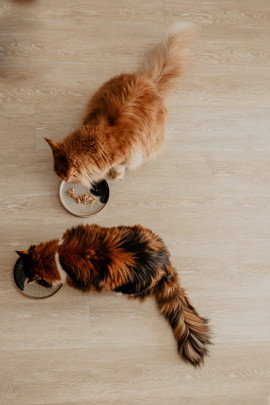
[16,223,210,366]
[45,23,195,186]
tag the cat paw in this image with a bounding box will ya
[108,168,125,180]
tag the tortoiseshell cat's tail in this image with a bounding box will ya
[141,23,196,97]
[154,267,211,366]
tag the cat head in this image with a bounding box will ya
[16,241,62,290]
[45,137,106,187]
[45,138,81,183]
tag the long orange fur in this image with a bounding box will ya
[45,23,196,185]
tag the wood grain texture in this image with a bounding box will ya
[0,0,270,403]
[0,345,269,404]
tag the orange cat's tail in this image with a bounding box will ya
[142,23,196,96]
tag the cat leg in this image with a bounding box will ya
[108,164,126,180]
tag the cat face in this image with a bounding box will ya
[16,243,62,289]
[45,138,104,186]
[45,138,79,182]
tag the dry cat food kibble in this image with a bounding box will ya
[67,188,96,206]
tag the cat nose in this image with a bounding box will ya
[66,168,73,182]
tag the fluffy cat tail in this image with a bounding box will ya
[154,268,211,366]
[142,23,196,96]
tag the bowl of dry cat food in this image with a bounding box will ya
[59,179,109,217]
[13,257,63,299]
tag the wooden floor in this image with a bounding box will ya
[1,0,270,404]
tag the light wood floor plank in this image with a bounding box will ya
[0,345,269,404]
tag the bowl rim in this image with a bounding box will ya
[13,257,63,300]
[59,180,110,217]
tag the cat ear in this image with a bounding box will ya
[66,167,75,181]
[15,250,29,258]
[44,138,61,151]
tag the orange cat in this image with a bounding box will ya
[46,23,195,186]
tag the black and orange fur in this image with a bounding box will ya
[16,223,210,366]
